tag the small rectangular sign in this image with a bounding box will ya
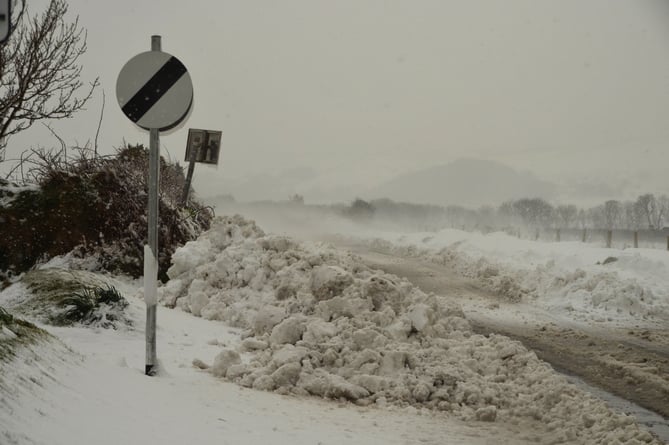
[185,129,222,165]
[0,0,10,43]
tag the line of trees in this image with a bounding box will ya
[496,194,669,231]
[344,194,669,233]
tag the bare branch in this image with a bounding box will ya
[0,0,98,160]
[42,122,67,165]
[94,89,105,157]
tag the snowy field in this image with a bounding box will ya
[1,214,667,444]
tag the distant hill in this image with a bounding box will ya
[368,158,556,208]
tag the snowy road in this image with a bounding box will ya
[336,242,669,439]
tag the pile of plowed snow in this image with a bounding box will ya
[161,216,660,444]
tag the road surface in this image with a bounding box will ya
[336,242,669,424]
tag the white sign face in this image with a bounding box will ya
[116,50,193,131]
[0,0,10,43]
[185,129,222,165]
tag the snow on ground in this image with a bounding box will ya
[159,215,660,444]
[357,229,669,328]
[1,215,666,444]
[1,274,541,445]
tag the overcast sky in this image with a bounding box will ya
[5,0,669,205]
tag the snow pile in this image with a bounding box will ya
[163,215,660,444]
[367,232,669,324]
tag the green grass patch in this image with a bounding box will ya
[14,269,131,329]
[50,284,128,327]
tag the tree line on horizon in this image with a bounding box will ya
[217,192,669,233]
[342,194,669,233]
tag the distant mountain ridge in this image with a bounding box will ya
[368,158,556,208]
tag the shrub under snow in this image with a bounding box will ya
[162,215,660,445]
[0,145,212,281]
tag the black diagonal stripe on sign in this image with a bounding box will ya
[122,57,187,123]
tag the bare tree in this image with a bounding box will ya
[345,198,375,221]
[289,194,304,205]
[603,200,622,229]
[657,195,669,230]
[587,205,606,229]
[0,0,99,160]
[635,194,663,230]
[576,208,587,229]
[623,201,641,231]
[512,198,554,228]
[556,204,578,228]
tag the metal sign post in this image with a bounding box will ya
[116,36,193,376]
[145,35,161,375]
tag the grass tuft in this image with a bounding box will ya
[51,284,129,328]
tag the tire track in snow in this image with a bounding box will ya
[338,243,669,441]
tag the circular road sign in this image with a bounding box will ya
[116,50,193,131]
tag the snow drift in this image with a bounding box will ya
[365,231,669,325]
[161,215,660,444]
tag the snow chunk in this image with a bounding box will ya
[310,266,353,301]
[270,316,307,346]
[475,406,497,422]
[211,349,241,378]
[252,306,286,336]
[303,319,338,344]
[240,338,269,351]
[271,362,302,387]
[298,370,370,401]
[272,345,309,367]
[407,303,433,331]
[188,291,209,317]
[167,239,214,279]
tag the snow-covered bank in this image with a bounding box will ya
[161,215,661,444]
[0,309,75,445]
[355,229,669,327]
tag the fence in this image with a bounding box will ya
[501,227,669,250]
